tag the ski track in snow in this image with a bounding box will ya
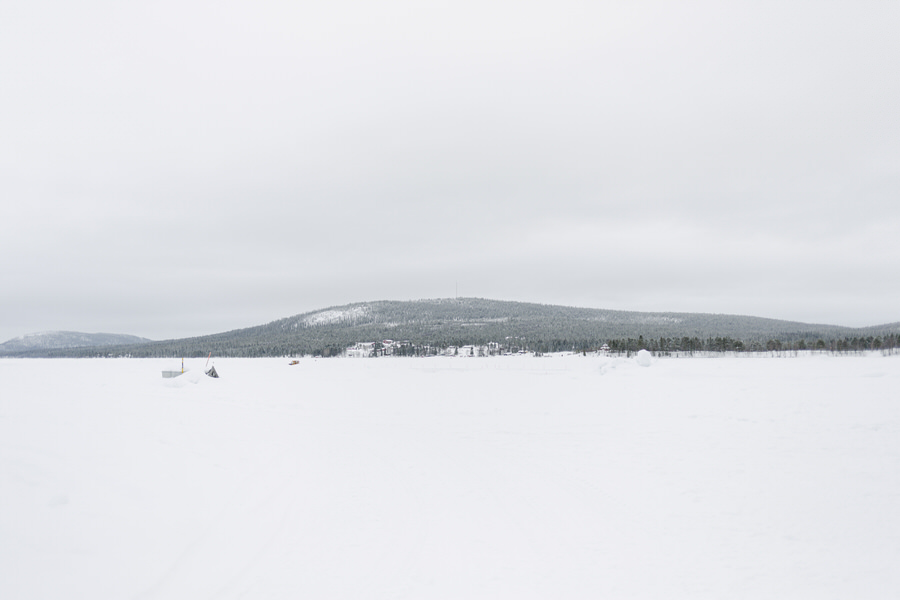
[1,354,900,599]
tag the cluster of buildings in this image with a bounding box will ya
[444,343,503,357]
[343,341,613,358]
[345,340,504,358]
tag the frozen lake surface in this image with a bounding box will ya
[2,353,899,599]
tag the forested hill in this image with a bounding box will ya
[0,331,150,353]
[9,298,899,358]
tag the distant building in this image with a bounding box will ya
[346,342,376,358]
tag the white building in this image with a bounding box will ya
[346,342,376,358]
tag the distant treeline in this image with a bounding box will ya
[22,333,900,359]
[603,334,900,354]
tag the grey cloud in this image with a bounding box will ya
[2,1,899,341]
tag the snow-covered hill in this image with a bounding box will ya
[0,331,150,353]
[131,298,900,357]
[7,298,899,358]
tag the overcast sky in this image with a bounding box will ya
[2,1,898,342]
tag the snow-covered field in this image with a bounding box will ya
[2,353,899,599]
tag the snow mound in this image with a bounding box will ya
[597,356,631,375]
[596,350,652,374]
[162,367,211,388]
[636,349,652,367]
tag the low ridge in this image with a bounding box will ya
[0,331,151,353]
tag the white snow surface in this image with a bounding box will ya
[2,354,899,599]
[301,305,370,327]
